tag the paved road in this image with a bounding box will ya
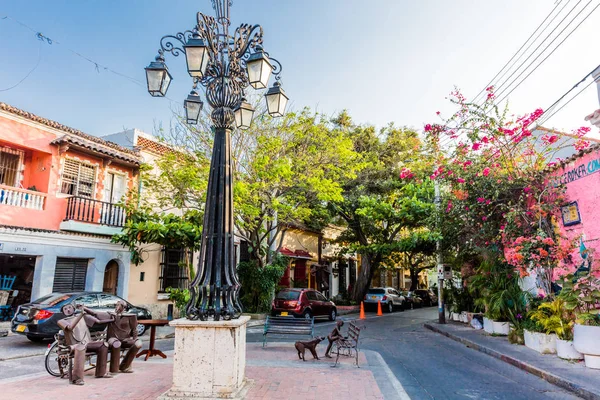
[0,307,583,399]
[247,307,580,400]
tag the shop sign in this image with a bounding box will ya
[553,157,600,186]
[562,202,581,226]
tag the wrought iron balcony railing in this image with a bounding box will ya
[64,196,126,227]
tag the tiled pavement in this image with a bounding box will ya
[0,343,394,400]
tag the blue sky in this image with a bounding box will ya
[0,0,599,139]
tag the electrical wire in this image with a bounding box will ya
[488,0,583,101]
[0,40,42,92]
[496,0,599,103]
[0,14,180,104]
[536,75,598,127]
[471,0,567,104]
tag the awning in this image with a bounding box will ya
[278,247,314,259]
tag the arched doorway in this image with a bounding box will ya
[103,260,119,295]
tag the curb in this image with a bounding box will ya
[424,323,600,400]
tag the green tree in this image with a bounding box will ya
[332,115,438,301]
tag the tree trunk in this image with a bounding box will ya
[352,253,379,302]
[410,267,419,291]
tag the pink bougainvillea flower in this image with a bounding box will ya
[523,187,531,193]
[457,178,465,183]
[482,167,490,176]
[424,124,432,132]
[400,167,414,180]
[482,216,488,221]
[446,201,453,213]
[472,143,481,150]
[436,111,441,115]
[481,136,489,144]
[477,197,485,203]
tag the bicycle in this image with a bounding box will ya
[44,331,99,378]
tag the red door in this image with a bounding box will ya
[279,264,291,287]
[294,260,306,287]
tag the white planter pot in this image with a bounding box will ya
[483,317,509,335]
[573,324,600,368]
[460,312,468,323]
[556,339,583,360]
[524,329,557,354]
[483,317,494,334]
[452,312,460,321]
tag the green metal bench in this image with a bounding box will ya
[262,316,314,347]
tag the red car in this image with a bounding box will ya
[271,288,337,321]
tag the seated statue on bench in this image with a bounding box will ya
[90,300,142,374]
[57,303,114,385]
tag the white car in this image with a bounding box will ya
[363,287,406,313]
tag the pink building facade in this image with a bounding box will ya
[0,102,141,313]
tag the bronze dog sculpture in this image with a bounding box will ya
[295,336,325,361]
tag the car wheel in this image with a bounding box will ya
[303,310,313,321]
[387,302,394,313]
[329,309,337,321]
[136,323,146,336]
[27,335,45,343]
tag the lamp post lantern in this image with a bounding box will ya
[145,0,287,322]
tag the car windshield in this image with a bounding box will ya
[367,289,385,294]
[32,293,70,306]
[275,290,300,300]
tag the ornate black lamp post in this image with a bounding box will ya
[145,0,287,321]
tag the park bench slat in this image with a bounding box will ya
[263,316,314,347]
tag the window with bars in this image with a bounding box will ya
[61,159,96,197]
[159,247,190,292]
[0,148,23,187]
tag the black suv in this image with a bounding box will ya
[11,292,152,341]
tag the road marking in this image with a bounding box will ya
[368,350,412,400]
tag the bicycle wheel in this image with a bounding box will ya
[45,341,67,377]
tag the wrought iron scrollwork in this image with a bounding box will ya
[151,1,283,321]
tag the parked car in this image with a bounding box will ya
[271,288,337,321]
[11,292,152,341]
[402,291,424,309]
[414,289,438,307]
[363,287,406,313]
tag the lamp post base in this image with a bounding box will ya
[159,316,251,399]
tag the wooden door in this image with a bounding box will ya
[102,260,119,295]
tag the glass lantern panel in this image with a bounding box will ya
[241,108,254,128]
[146,69,164,93]
[186,101,202,124]
[266,93,280,116]
[186,47,207,77]
[160,72,172,95]
[278,95,288,115]
[259,62,273,89]
[234,108,242,128]
[248,60,266,89]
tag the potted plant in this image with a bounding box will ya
[527,298,580,357]
[560,274,600,367]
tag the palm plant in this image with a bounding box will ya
[529,298,573,340]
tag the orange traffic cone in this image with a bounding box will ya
[377,300,383,316]
[359,301,366,320]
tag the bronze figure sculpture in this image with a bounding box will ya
[56,303,114,385]
[88,300,142,373]
[295,336,325,361]
[324,320,344,358]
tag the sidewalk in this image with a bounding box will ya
[425,321,600,400]
[0,342,407,400]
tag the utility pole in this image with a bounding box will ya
[434,179,446,324]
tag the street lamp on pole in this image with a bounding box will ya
[145,0,287,321]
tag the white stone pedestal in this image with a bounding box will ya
[159,316,250,399]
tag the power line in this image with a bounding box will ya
[0,40,42,92]
[471,0,567,104]
[536,67,599,127]
[496,0,599,103]
[0,14,180,104]
[491,0,584,99]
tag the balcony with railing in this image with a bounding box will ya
[60,196,126,236]
[0,185,47,210]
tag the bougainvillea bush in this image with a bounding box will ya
[407,87,595,294]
